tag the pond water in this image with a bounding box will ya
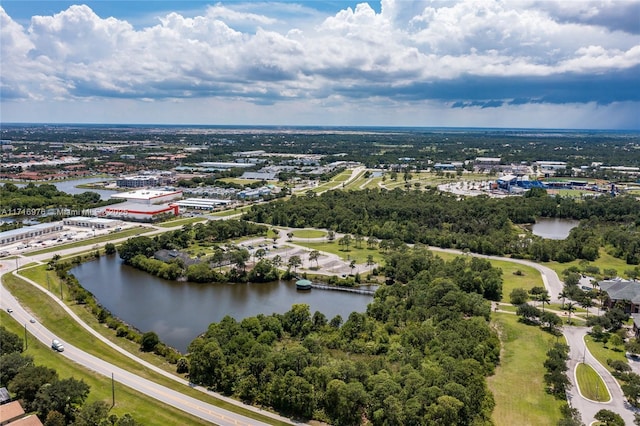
[3,177,117,200]
[531,217,580,240]
[71,256,374,352]
[50,177,117,200]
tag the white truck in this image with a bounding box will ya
[51,339,64,352]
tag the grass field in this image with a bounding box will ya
[576,363,611,402]
[291,229,326,238]
[210,205,252,217]
[3,271,292,426]
[157,216,208,228]
[584,335,628,374]
[487,313,564,425]
[0,311,211,426]
[544,249,633,282]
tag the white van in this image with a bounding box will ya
[51,339,64,352]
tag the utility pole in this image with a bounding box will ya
[60,281,63,301]
[111,373,115,408]
[24,323,27,351]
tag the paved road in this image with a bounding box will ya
[563,326,638,424]
[424,247,565,303]
[0,259,298,426]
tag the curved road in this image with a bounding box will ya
[1,259,298,426]
[564,326,638,424]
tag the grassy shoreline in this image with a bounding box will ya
[3,270,292,426]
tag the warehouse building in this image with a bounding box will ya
[0,223,63,245]
[62,216,124,229]
[110,189,183,205]
[175,198,234,211]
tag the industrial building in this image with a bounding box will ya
[102,189,183,221]
[110,189,183,205]
[175,198,234,211]
[102,202,179,221]
[0,223,63,245]
[62,216,124,229]
[116,173,174,188]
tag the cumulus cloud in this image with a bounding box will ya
[0,1,639,128]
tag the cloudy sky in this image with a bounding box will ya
[1,0,639,129]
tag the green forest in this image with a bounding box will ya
[243,188,640,264]
[187,248,500,425]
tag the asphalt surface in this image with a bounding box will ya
[563,326,638,424]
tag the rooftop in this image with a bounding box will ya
[111,189,182,200]
[599,279,640,303]
[0,222,62,238]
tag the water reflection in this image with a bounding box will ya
[531,217,580,240]
[72,256,373,352]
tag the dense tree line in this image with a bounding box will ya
[0,183,119,216]
[543,343,571,398]
[0,326,139,425]
[118,220,268,261]
[186,250,500,425]
[383,248,503,299]
[243,188,640,264]
[117,220,278,283]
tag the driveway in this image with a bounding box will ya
[563,326,638,424]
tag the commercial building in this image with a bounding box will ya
[240,171,278,180]
[175,198,234,211]
[196,162,255,170]
[599,278,640,313]
[116,174,173,188]
[238,187,272,200]
[110,189,183,205]
[536,161,567,175]
[102,202,179,221]
[62,216,124,229]
[0,223,63,246]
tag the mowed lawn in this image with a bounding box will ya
[576,363,610,402]
[488,313,564,425]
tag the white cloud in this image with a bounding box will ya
[1,1,639,128]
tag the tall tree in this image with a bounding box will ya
[288,255,302,274]
[309,250,320,268]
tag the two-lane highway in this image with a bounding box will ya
[0,260,295,426]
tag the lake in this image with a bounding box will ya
[71,256,374,352]
[531,217,580,240]
[50,177,117,200]
[3,177,117,200]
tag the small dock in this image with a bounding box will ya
[310,284,376,295]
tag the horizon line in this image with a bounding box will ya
[2,122,639,133]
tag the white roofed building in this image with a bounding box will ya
[110,189,182,205]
